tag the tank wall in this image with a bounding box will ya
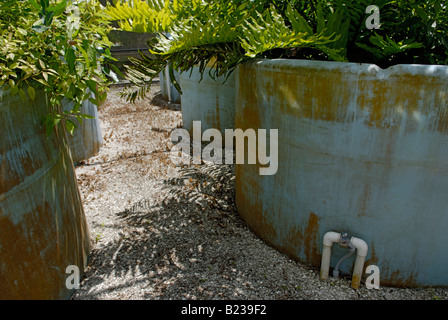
[235,59,448,287]
[179,67,236,134]
[159,69,181,104]
[0,88,90,299]
[63,97,103,164]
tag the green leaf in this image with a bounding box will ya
[47,0,67,16]
[35,78,50,87]
[39,59,46,70]
[108,63,126,79]
[79,46,91,70]
[19,88,27,101]
[29,0,40,10]
[16,28,28,36]
[65,47,76,73]
[316,3,325,34]
[43,113,61,137]
[85,79,98,96]
[65,119,77,135]
[10,86,19,96]
[28,86,36,100]
[9,62,19,70]
[40,0,49,11]
[1,0,114,136]
[100,91,108,103]
[79,114,95,119]
[88,97,99,105]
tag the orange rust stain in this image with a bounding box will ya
[237,64,261,130]
[0,156,11,195]
[235,164,277,242]
[357,75,448,132]
[246,63,448,133]
[380,269,421,288]
[1,187,89,299]
[357,182,371,217]
[215,95,221,132]
[364,247,422,288]
[364,242,378,267]
[353,246,421,288]
[351,273,361,290]
[0,202,62,299]
[303,212,321,266]
[0,113,89,299]
[286,212,321,267]
[435,92,448,132]
[268,68,352,123]
[367,81,388,127]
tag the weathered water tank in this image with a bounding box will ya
[235,59,448,287]
[63,98,103,164]
[0,87,90,299]
[179,66,235,134]
[159,69,181,104]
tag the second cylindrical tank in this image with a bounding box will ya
[235,59,448,287]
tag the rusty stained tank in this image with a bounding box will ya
[0,87,90,299]
[179,66,236,135]
[235,59,448,287]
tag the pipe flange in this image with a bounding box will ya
[339,232,351,247]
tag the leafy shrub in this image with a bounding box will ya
[0,0,115,134]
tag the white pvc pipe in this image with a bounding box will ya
[320,231,341,280]
[350,237,368,289]
[320,231,368,290]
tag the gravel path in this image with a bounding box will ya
[71,85,448,300]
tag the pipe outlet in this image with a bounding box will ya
[320,232,340,280]
[350,237,368,289]
[320,231,369,290]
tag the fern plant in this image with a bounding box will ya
[240,4,347,61]
[328,0,447,66]
[111,0,345,102]
[107,0,447,102]
[104,0,175,33]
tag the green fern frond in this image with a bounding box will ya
[356,33,424,59]
[104,0,174,33]
[240,5,345,61]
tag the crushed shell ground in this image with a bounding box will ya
[71,84,448,300]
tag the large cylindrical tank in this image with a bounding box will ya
[179,66,235,134]
[159,69,181,104]
[63,98,103,164]
[0,87,90,299]
[235,59,448,287]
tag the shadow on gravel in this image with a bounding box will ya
[75,162,298,299]
[150,92,181,112]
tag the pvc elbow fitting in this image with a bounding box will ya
[351,237,368,257]
[320,231,369,290]
[323,231,341,247]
